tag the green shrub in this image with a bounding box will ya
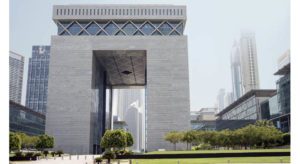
[102,151,116,163]
[95,157,103,163]
[10,132,21,152]
[25,152,34,157]
[283,133,290,145]
[194,143,211,150]
[124,149,133,155]
[56,150,64,157]
[50,152,56,157]
[34,153,42,157]
[15,152,23,157]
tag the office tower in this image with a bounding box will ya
[46,5,190,154]
[231,32,260,101]
[9,51,24,104]
[224,92,233,108]
[217,89,225,112]
[26,46,50,115]
[117,89,143,121]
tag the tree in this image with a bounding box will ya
[15,132,38,149]
[181,130,197,150]
[35,134,55,151]
[10,132,21,152]
[282,133,290,145]
[100,129,127,150]
[255,120,275,128]
[164,131,182,151]
[126,132,134,148]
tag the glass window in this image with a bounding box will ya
[134,31,144,36]
[176,23,183,34]
[122,23,137,35]
[56,9,59,15]
[116,31,125,35]
[79,31,88,35]
[104,22,118,35]
[158,22,173,35]
[152,31,161,36]
[86,22,100,35]
[97,21,108,27]
[68,9,69,15]
[151,21,162,28]
[68,22,82,35]
[140,22,155,35]
[71,9,73,15]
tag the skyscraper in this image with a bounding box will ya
[117,89,144,121]
[9,51,24,104]
[231,31,260,101]
[216,89,225,113]
[26,46,50,115]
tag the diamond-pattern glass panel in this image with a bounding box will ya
[57,20,184,36]
[152,31,161,35]
[79,31,88,35]
[68,23,82,35]
[86,23,100,35]
[176,23,183,34]
[97,31,107,35]
[122,23,137,35]
[61,31,69,35]
[116,31,125,35]
[115,21,126,28]
[79,22,89,28]
[169,21,180,28]
[97,21,108,27]
[104,23,119,35]
[151,21,162,27]
[132,21,144,28]
[60,22,71,27]
[57,24,64,34]
[134,31,144,36]
[170,31,180,35]
[140,22,155,35]
[158,22,173,35]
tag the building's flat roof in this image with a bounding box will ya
[9,101,45,119]
[274,63,290,75]
[216,89,277,116]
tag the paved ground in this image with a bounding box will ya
[10,155,129,164]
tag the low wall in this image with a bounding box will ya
[116,152,290,159]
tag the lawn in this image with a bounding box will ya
[146,149,290,154]
[133,156,290,164]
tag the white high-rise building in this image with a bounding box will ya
[9,51,24,104]
[216,89,225,113]
[117,89,145,152]
[224,92,233,108]
[231,31,260,101]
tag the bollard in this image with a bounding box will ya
[280,158,283,163]
[62,155,64,160]
[69,154,71,160]
[77,154,79,160]
[130,159,132,164]
[46,156,48,160]
[54,156,56,160]
[227,159,230,163]
[177,160,180,164]
[29,157,31,161]
[118,159,120,164]
[136,161,139,164]
[93,155,94,160]
[85,155,87,160]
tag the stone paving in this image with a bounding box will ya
[10,155,129,164]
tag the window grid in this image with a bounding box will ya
[57,20,184,36]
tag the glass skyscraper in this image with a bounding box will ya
[231,32,260,101]
[25,46,50,115]
[9,51,24,104]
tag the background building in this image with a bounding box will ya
[26,45,50,115]
[216,89,225,112]
[9,51,24,104]
[260,50,290,132]
[231,31,260,101]
[190,108,217,131]
[216,89,276,131]
[9,100,45,136]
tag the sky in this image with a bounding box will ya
[9,0,290,111]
